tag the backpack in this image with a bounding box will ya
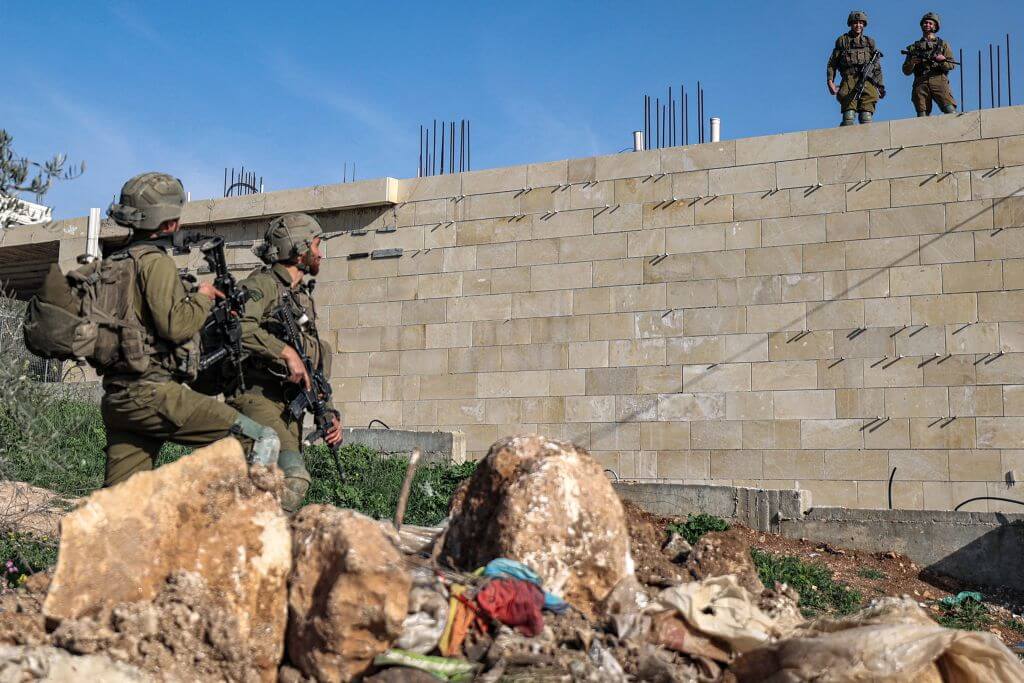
[23,244,161,375]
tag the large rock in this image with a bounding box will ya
[440,435,633,613]
[287,506,411,683]
[43,439,291,681]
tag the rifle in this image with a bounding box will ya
[901,47,960,66]
[271,295,345,485]
[852,49,884,103]
[173,231,252,390]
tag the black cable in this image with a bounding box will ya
[368,419,391,429]
[888,466,896,510]
[954,496,1024,512]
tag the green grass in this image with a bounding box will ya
[0,532,58,586]
[857,567,886,580]
[751,548,863,617]
[935,596,992,631]
[665,513,730,545]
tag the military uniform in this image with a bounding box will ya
[902,13,956,116]
[101,173,280,486]
[827,11,885,125]
[227,214,336,512]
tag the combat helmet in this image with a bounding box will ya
[107,172,186,231]
[254,212,323,271]
[920,12,941,31]
[847,10,868,27]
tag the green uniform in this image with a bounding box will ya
[101,240,249,486]
[828,32,884,116]
[227,263,335,512]
[902,37,956,115]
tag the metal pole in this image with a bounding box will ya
[655,97,660,148]
[959,49,964,111]
[1009,33,1013,106]
[997,44,1002,107]
[684,91,688,145]
[450,121,455,174]
[669,86,674,146]
[432,119,437,176]
[643,96,648,153]
[662,104,666,150]
[979,50,983,110]
[990,43,995,108]
[467,120,471,171]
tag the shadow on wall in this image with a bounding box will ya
[924,518,1024,594]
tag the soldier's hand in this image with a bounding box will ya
[325,414,343,446]
[933,53,946,62]
[281,346,312,390]
[828,81,839,96]
[197,282,225,300]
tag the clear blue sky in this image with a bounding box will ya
[4,0,1020,219]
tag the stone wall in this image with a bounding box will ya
[14,106,1024,511]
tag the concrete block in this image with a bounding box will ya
[642,200,695,229]
[824,449,889,480]
[993,197,1024,229]
[527,161,568,188]
[777,159,817,189]
[613,176,672,205]
[657,392,726,421]
[920,231,974,264]
[734,190,791,220]
[846,236,919,269]
[764,450,825,479]
[695,194,735,224]
[637,366,683,394]
[790,183,846,216]
[803,242,846,272]
[890,174,960,208]
[948,449,1002,481]
[949,386,1003,417]
[833,327,894,359]
[736,131,808,165]
[768,330,834,361]
[890,112,980,147]
[806,299,865,330]
[609,338,666,366]
[746,245,802,276]
[726,391,774,420]
[692,250,747,279]
[680,307,747,336]
[516,238,559,266]
[530,316,590,343]
[635,309,685,339]
[594,258,643,287]
[595,150,661,181]
[709,163,777,195]
[530,262,592,291]
[824,268,890,300]
[709,450,763,479]
[817,355,866,389]
[835,388,884,418]
[863,417,911,449]
[910,416,977,449]
[762,214,826,247]
[683,363,751,392]
[998,134,1024,166]
[826,211,869,241]
[970,164,1024,200]
[727,275,779,306]
[666,280,718,308]
[819,153,865,184]
[610,282,665,313]
[512,290,573,318]
[923,353,978,387]
[692,421,743,449]
[569,340,609,368]
[382,323,428,350]
[885,387,949,418]
[446,293,511,322]
[980,105,1024,137]
[473,318,530,346]
[999,322,1024,353]
[781,272,824,302]
[801,419,862,449]
[653,451,711,479]
[489,266,531,294]
[866,145,942,179]
[719,220,760,250]
[570,180,613,210]
[586,312,632,339]
[627,228,665,258]
[461,166,528,195]
[845,179,891,211]
[501,343,567,371]
[661,142,736,172]
[869,204,945,238]
[746,303,806,332]
[890,265,942,296]
[941,260,1002,293]
[895,323,946,357]
[532,209,594,239]
[752,360,817,390]
[862,355,923,388]
[942,139,999,172]
[808,121,890,156]
[585,367,637,396]
[665,224,725,254]
[976,227,1024,261]
[911,293,978,325]
[774,390,836,419]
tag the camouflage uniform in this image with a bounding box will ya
[828,12,885,125]
[101,173,279,486]
[227,214,336,512]
[902,13,957,115]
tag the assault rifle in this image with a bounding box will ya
[901,47,960,66]
[173,231,252,389]
[271,295,345,484]
[852,49,884,104]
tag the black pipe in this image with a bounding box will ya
[1009,33,1013,106]
[887,466,896,510]
[998,44,1002,107]
[954,496,1024,512]
[644,95,649,151]
[959,48,964,111]
[990,43,995,108]
[979,50,983,110]
[440,121,445,175]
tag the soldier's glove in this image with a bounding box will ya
[878,85,886,99]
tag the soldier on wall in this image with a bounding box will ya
[902,12,957,116]
[827,10,886,126]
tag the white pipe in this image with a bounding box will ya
[710,117,721,143]
[86,207,101,260]
[633,130,645,152]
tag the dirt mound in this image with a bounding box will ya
[51,571,261,682]
[0,571,49,648]
[621,501,687,587]
[687,530,765,595]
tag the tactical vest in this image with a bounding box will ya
[246,267,328,378]
[909,38,948,78]
[23,243,199,381]
[838,34,875,73]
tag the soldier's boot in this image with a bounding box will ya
[231,414,281,467]
[941,104,957,114]
[840,110,857,126]
[278,450,312,513]
[916,110,929,117]
[858,111,873,124]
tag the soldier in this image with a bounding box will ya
[827,10,886,126]
[902,12,957,116]
[102,172,280,486]
[227,212,343,513]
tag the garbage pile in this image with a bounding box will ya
[0,435,1021,682]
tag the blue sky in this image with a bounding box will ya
[4,1,1020,219]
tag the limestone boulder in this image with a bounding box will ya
[440,435,633,613]
[287,506,411,683]
[43,438,291,681]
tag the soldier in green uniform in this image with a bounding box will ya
[227,212,342,512]
[902,12,957,116]
[101,172,280,486]
[827,10,886,126]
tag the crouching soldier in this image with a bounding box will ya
[227,212,343,512]
[827,10,885,126]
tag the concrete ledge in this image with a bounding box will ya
[342,428,466,464]
[618,480,1024,594]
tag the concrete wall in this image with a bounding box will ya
[13,106,1024,511]
[617,481,1024,594]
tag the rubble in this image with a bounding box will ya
[0,645,151,682]
[440,435,633,613]
[686,530,765,595]
[287,505,411,682]
[42,439,291,681]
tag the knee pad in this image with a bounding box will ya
[277,450,311,512]
[231,414,281,467]
[840,110,856,126]
[858,111,873,124]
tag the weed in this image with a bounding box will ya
[857,567,886,580]
[752,548,863,617]
[0,532,58,585]
[936,597,992,631]
[666,513,730,545]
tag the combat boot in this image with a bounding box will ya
[858,111,873,124]
[840,110,857,126]
[941,104,957,114]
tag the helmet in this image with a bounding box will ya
[107,172,186,231]
[920,12,940,31]
[847,10,868,27]
[254,212,323,269]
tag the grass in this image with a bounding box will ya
[751,548,863,617]
[935,596,992,631]
[857,567,886,580]
[666,513,730,545]
[0,532,59,586]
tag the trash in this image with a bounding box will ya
[587,640,627,682]
[481,558,569,613]
[645,575,792,654]
[601,575,650,640]
[476,578,546,637]
[732,597,1024,682]
[374,648,480,682]
[661,532,692,563]
[649,611,731,663]
[439,584,487,658]
[395,586,450,654]
[939,591,984,607]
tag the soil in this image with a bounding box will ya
[0,481,75,538]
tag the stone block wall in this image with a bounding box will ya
[21,106,1024,511]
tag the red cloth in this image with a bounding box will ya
[475,578,545,637]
